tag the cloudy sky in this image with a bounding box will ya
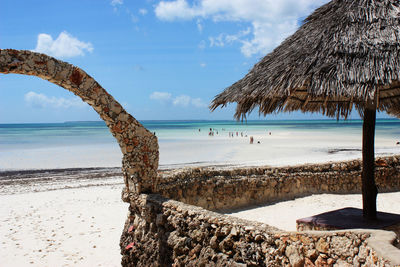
[1,0,370,123]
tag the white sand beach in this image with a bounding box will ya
[0,184,128,267]
[0,174,400,267]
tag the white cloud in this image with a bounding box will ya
[190,97,207,108]
[200,63,206,68]
[209,29,250,48]
[154,0,329,57]
[196,19,203,33]
[139,8,148,15]
[24,91,86,109]
[150,92,207,108]
[209,34,225,47]
[33,31,93,58]
[111,0,123,6]
[150,91,172,102]
[173,95,191,107]
[155,0,199,20]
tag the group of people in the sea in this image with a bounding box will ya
[207,128,219,136]
[204,128,247,139]
[199,128,271,145]
[228,131,245,137]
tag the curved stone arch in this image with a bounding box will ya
[0,49,158,194]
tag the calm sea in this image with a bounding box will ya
[1,119,400,147]
[1,119,399,170]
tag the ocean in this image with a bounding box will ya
[1,119,400,171]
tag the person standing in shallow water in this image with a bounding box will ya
[250,136,254,144]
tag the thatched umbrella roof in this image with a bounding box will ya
[210,0,400,220]
[211,0,400,120]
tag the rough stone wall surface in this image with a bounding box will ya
[120,194,398,267]
[121,156,400,266]
[0,49,158,194]
[155,156,400,211]
[297,222,400,250]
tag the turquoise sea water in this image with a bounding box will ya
[1,119,400,147]
[1,119,399,170]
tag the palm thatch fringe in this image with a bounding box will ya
[210,0,400,120]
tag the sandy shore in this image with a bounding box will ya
[0,184,128,267]
[0,168,399,266]
[0,169,126,267]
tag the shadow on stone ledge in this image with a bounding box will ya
[297,207,400,249]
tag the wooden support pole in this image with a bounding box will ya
[362,97,378,220]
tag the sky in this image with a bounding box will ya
[1,0,390,123]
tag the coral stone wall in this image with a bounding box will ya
[0,49,158,194]
[120,194,399,267]
[155,156,400,211]
[121,156,400,266]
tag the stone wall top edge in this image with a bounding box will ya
[138,193,394,238]
[139,193,280,231]
[155,156,400,204]
[158,155,400,183]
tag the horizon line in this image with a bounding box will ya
[1,118,399,125]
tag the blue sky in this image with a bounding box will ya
[1,0,389,123]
